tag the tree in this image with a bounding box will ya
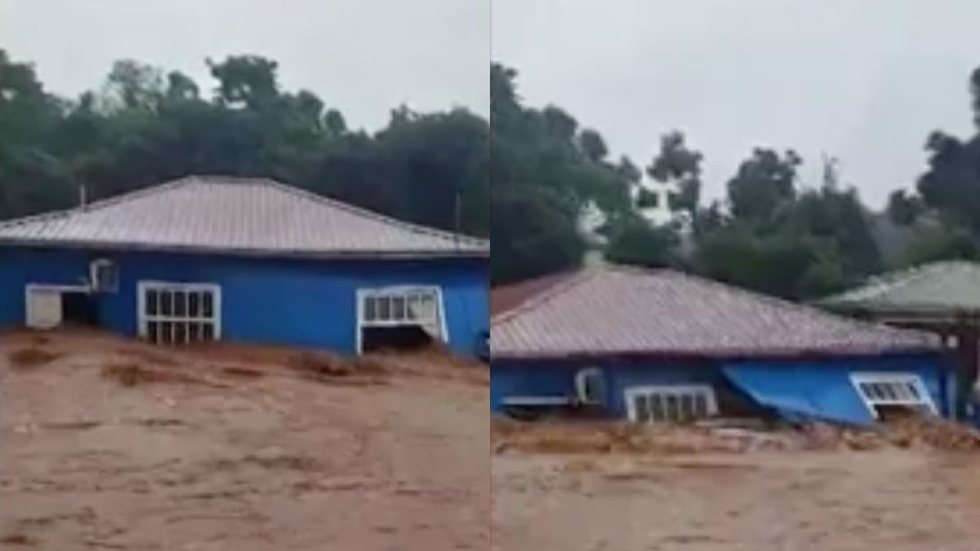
[0,50,76,217]
[492,187,584,282]
[887,189,925,226]
[105,60,164,111]
[689,149,877,299]
[490,63,634,283]
[0,50,492,251]
[207,55,280,109]
[578,129,608,162]
[727,148,801,224]
[647,131,702,216]
[604,214,679,268]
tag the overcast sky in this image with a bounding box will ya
[0,0,488,130]
[492,0,980,207]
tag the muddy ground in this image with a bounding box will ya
[493,423,980,551]
[0,330,488,550]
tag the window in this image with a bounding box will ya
[139,282,220,345]
[850,373,936,418]
[575,368,606,405]
[90,259,119,293]
[625,385,718,423]
[357,286,446,352]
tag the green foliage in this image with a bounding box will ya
[603,215,678,268]
[887,189,925,226]
[491,186,584,282]
[692,154,880,299]
[647,131,702,215]
[490,63,634,283]
[11,48,980,301]
[0,50,490,241]
[692,226,850,299]
[896,216,980,266]
[727,148,801,224]
[886,66,980,270]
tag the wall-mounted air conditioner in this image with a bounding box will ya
[89,258,119,293]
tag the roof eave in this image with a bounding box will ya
[824,301,980,322]
[489,345,945,363]
[0,238,489,261]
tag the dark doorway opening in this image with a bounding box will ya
[361,325,434,353]
[62,292,97,327]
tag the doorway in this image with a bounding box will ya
[62,291,97,326]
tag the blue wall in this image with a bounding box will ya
[490,360,724,416]
[490,353,957,420]
[0,247,488,355]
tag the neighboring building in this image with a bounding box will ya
[490,266,956,424]
[820,260,980,415]
[0,176,489,356]
[634,176,687,228]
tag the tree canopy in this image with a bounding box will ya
[492,61,980,299]
[6,49,980,300]
[0,51,490,240]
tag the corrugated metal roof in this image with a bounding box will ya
[491,266,940,360]
[0,176,488,259]
[820,261,980,315]
[490,272,576,317]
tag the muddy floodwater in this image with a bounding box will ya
[0,330,489,550]
[493,441,980,550]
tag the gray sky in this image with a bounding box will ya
[0,0,488,130]
[492,0,980,207]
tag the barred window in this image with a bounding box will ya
[359,286,444,343]
[625,385,717,423]
[140,282,220,345]
[851,373,935,418]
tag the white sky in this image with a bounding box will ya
[492,0,980,207]
[0,0,489,130]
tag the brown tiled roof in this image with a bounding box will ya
[491,266,940,360]
[0,176,488,259]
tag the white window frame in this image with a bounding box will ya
[137,281,222,345]
[625,384,718,423]
[850,372,936,418]
[355,285,448,354]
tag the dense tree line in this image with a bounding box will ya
[491,61,980,299]
[6,49,980,299]
[0,50,490,238]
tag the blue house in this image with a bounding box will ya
[0,176,489,356]
[490,266,957,425]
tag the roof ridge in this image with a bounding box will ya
[493,263,929,342]
[248,177,489,249]
[0,175,488,254]
[491,269,598,325]
[639,266,931,341]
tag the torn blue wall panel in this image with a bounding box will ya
[722,363,874,425]
[722,355,955,426]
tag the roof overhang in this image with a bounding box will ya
[0,238,489,261]
[823,303,980,326]
[489,345,947,364]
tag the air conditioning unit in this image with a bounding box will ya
[575,368,606,405]
[89,258,119,293]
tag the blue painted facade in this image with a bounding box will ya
[0,247,488,356]
[491,353,958,423]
